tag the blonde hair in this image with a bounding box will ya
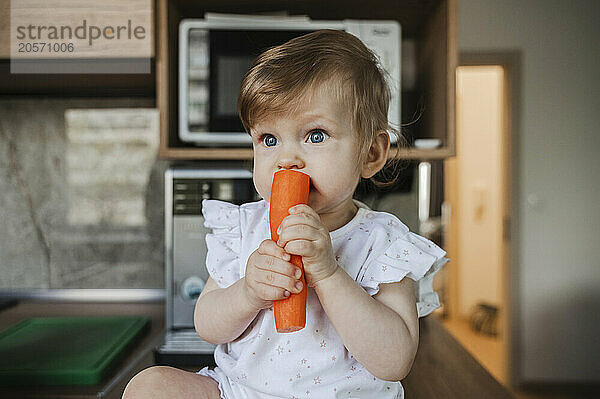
[238,29,408,186]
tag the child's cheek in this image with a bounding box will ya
[252,167,271,201]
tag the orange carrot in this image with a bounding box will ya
[269,169,310,333]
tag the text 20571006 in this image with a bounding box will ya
[17,42,74,53]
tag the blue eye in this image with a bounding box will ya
[262,134,277,147]
[308,130,329,144]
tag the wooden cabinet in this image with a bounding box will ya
[157,0,456,160]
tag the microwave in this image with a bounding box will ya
[179,15,401,146]
[157,163,259,366]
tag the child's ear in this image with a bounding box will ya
[360,130,390,179]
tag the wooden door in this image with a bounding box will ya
[443,64,512,385]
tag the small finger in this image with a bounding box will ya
[278,224,320,247]
[257,255,300,278]
[283,239,315,257]
[289,204,319,218]
[277,213,321,235]
[257,269,302,293]
[258,239,291,260]
[257,282,294,300]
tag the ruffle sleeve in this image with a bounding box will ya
[358,231,449,318]
[202,199,242,288]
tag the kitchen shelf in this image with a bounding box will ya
[159,146,253,159]
[0,60,156,97]
[156,0,456,160]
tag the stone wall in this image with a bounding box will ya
[0,98,166,289]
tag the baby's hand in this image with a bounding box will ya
[276,204,338,287]
[244,239,304,311]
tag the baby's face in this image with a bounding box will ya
[250,86,362,217]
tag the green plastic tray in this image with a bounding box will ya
[0,316,150,386]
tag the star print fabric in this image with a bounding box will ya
[196,199,448,398]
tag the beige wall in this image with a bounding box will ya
[459,0,600,383]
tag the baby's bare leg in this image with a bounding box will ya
[122,366,221,399]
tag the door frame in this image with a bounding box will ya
[452,50,523,389]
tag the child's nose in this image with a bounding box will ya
[277,151,305,170]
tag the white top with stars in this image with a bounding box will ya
[196,199,449,399]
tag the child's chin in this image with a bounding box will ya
[308,197,331,216]
[307,196,320,211]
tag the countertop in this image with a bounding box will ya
[0,300,514,399]
[0,300,165,399]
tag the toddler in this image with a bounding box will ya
[124,29,448,399]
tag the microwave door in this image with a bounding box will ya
[208,29,318,134]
